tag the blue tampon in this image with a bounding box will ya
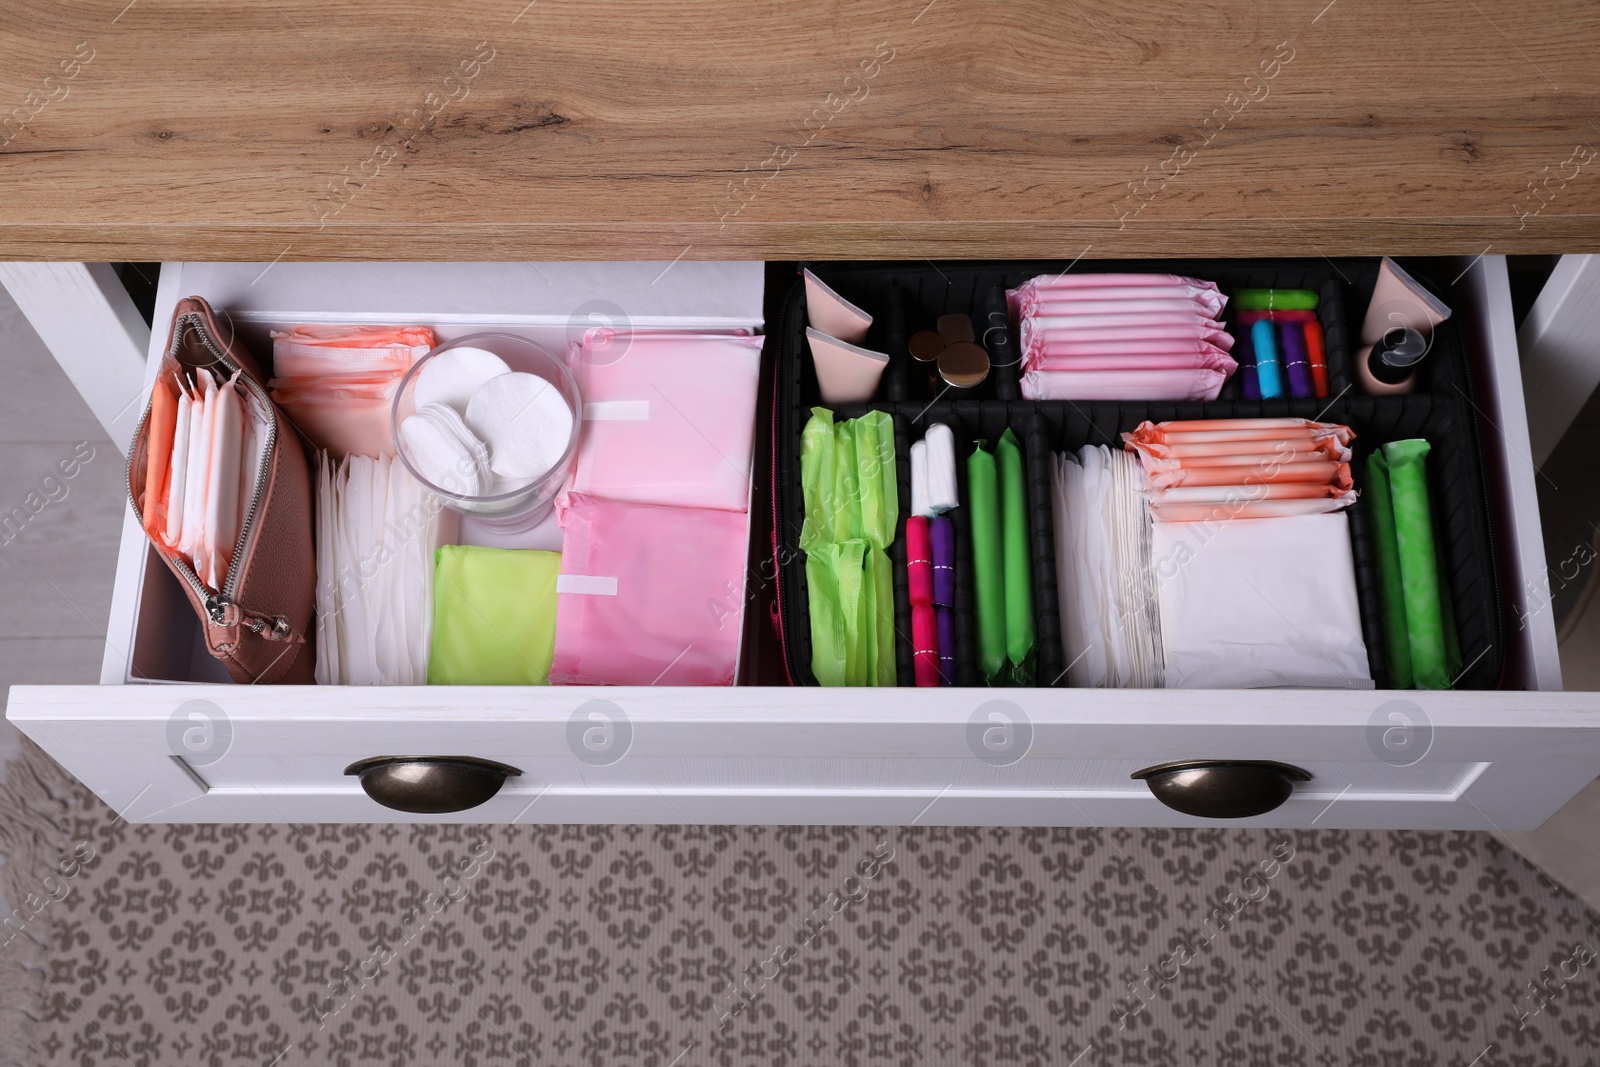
[1251,318,1284,399]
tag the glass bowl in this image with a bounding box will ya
[392,332,582,529]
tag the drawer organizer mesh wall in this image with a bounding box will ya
[773,260,1503,691]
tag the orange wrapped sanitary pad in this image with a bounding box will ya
[268,324,435,458]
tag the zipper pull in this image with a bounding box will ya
[245,613,300,642]
[204,596,303,644]
[204,594,232,625]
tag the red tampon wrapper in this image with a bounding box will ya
[913,604,940,687]
[906,516,934,606]
[1304,319,1329,399]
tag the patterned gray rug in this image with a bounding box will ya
[0,739,1596,1067]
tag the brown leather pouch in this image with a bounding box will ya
[127,296,316,683]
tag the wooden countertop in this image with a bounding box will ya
[1,0,1598,261]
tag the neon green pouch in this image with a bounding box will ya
[429,545,561,685]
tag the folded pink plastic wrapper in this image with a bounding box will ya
[1123,417,1360,521]
[563,331,763,514]
[1124,417,1355,449]
[1156,482,1351,502]
[1028,336,1234,365]
[1029,349,1238,374]
[1027,312,1228,333]
[1031,329,1236,355]
[1022,367,1231,401]
[1145,460,1353,490]
[1131,437,1352,464]
[1149,496,1357,521]
[1007,273,1225,313]
[269,324,435,458]
[1020,273,1223,290]
[550,493,747,686]
[1017,316,1228,350]
[1009,274,1236,401]
[1019,294,1228,319]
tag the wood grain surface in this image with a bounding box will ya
[0,0,1597,260]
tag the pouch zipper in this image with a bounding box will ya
[125,311,280,628]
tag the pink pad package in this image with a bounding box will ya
[565,331,764,513]
[1020,295,1228,320]
[1008,273,1236,401]
[550,493,747,686]
[1021,366,1231,401]
[1007,273,1226,318]
[1025,311,1228,333]
[1026,336,1234,362]
[1021,320,1232,360]
[1029,348,1237,374]
[1029,328,1236,356]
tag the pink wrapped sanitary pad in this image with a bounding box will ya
[565,330,763,513]
[1009,273,1237,402]
[1021,367,1231,401]
[550,493,747,686]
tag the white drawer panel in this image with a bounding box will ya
[199,753,1477,795]
[9,256,1599,828]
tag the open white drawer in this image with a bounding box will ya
[9,256,1599,828]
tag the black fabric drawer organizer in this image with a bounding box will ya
[772,258,1503,691]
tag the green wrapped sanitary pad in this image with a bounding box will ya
[429,545,561,685]
[800,408,899,686]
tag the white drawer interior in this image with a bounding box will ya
[12,254,1598,829]
[105,260,769,686]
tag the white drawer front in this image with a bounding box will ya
[10,256,1597,829]
[8,685,1600,829]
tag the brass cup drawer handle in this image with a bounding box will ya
[1131,760,1312,819]
[344,756,523,814]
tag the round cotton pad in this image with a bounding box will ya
[413,346,511,414]
[399,402,491,496]
[464,372,574,480]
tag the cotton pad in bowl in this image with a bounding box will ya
[464,371,575,480]
[398,402,491,496]
[413,346,511,413]
[392,332,582,530]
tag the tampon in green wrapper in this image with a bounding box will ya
[968,440,1007,682]
[1364,451,1414,689]
[996,428,1035,685]
[1233,288,1319,311]
[1382,439,1449,689]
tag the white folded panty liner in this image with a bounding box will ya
[1051,446,1163,689]
[315,451,452,686]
